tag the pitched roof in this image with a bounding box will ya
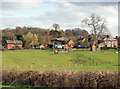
[77,38,85,41]
[67,39,74,44]
[6,40,22,44]
[67,39,71,43]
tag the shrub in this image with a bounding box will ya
[2,70,120,88]
[14,46,21,50]
[101,47,117,50]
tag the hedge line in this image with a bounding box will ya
[2,70,120,89]
[100,47,117,50]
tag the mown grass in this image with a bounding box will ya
[2,49,118,71]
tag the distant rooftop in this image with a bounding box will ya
[54,37,68,42]
[6,40,22,44]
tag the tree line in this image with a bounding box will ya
[2,26,89,48]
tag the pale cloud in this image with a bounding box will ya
[1,16,31,27]
[33,2,118,35]
[1,0,40,10]
[0,2,118,36]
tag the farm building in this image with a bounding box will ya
[54,37,68,44]
[90,44,96,51]
[77,36,85,42]
[76,36,89,48]
[89,40,96,51]
[51,37,68,49]
[51,37,74,49]
[6,40,22,49]
[67,39,75,47]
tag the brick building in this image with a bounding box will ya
[6,40,22,49]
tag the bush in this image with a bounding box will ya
[2,70,120,88]
[14,46,21,49]
[47,44,53,49]
[101,47,117,50]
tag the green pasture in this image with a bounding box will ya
[2,49,118,71]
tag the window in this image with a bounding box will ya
[109,41,111,43]
[109,44,111,47]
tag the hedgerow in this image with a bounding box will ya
[2,70,120,88]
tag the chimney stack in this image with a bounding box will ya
[107,35,110,38]
[115,36,118,39]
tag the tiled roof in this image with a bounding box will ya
[6,40,22,44]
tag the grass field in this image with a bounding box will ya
[1,84,49,89]
[2,49,118,71]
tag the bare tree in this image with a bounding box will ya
[82,13,108,50]
[53,23,60,31]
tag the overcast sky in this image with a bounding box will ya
[0,0,118,36]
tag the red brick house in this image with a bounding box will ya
[90,44,96,51]
[98,35,118,48]
[90,40,97,51]
[67,39,75,47]
[6,40,22,49]
[77,36,85,42]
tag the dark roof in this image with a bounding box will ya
[77,38,84,41]
[67,39,74,44]
[6,40,22,44]
[67,39,71,43]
